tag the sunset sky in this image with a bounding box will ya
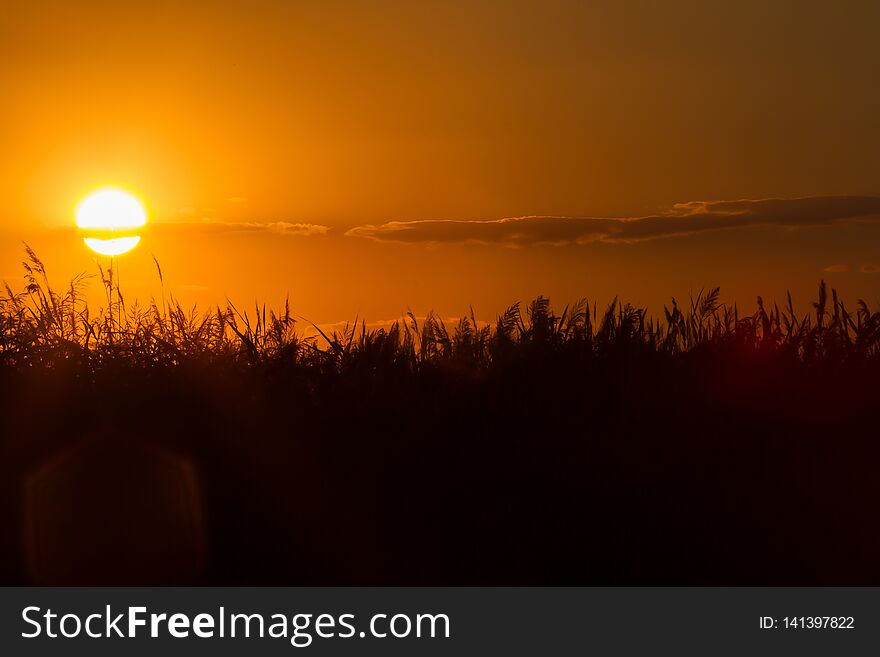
[2,0,879,325]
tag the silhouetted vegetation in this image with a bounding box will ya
[2,247,880,584]
[4,247,880,370]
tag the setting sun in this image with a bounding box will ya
[76,188,147,256]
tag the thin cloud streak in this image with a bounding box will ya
[345,196,880,246]
[157,220,331,237]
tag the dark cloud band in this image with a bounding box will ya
[345,196,880,246]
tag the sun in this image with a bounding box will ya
[76,188,147,256]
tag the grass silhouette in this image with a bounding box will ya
[2,246,880,584]
[5,247,880,369]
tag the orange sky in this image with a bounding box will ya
[2,1,880,324]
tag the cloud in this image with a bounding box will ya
[823,264,849,273]
[345,195,880,246]
[860,263,880,274]
[159,220,331,237]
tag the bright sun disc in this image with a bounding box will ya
[83,236,142,257]
[76,189,147,256]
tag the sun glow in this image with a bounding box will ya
[76,189,147,256]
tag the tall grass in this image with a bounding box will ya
[3,247,880,586]
[2,247,880,371]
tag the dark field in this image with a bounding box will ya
[2,251,880,584]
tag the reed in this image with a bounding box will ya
[2,248,879,372]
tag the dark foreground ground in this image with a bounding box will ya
[1,347,878,585]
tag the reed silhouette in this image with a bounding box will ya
[1,247,879,584]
